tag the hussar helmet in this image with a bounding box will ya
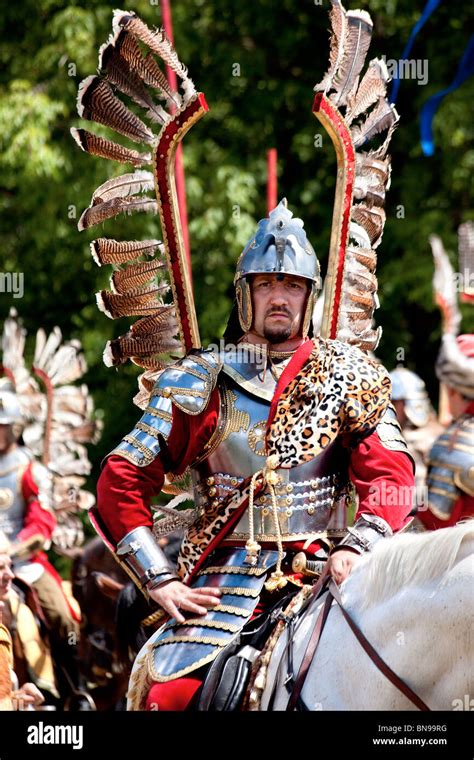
[233,199,321,338]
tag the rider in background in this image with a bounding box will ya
[0,535,55,709]
[419,334,474,530]
[0,379,90,708]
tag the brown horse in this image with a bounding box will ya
[72,537,131,710]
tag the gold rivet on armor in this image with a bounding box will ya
[162,388,171,398]
[310,479,318,489]
[206,476,215,486]
[258,495,266,505]
[285,496,293,506]
[230,478,238,487]
[262,508,270,517]
[309,493,317,503]
[307,506,315,515]
[286,484,294,493]
[286,508,293,517]
[208,486,217,497]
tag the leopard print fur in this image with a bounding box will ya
[266,338,391,466]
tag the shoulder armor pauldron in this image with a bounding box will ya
[427,413,474,519]
[152,349,222,415]
[112,349,222,467]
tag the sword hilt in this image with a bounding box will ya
[291,552,325,577]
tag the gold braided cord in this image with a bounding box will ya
[245,455,286,590]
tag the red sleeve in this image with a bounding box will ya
[349,430,415,533]
[16,464,56,543]
[96,389,220,547]
[417,492,474,531]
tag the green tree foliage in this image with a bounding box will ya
[0,0,473,485]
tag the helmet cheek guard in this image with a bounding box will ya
[235,276,253,333]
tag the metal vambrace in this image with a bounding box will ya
[116,526,179,591]
[333,513,393,554]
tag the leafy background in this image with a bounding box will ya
[1,0,473,498]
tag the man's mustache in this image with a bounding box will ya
[265,308,292,318]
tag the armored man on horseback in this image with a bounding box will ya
[71,5,416,710]
[94,204,415,710]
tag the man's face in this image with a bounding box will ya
[0,553,14,599]
[251,273,309,343]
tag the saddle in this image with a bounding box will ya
[196,587,301,711]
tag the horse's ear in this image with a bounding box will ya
[92,571,125,599]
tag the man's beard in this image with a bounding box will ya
[263,323,293,344]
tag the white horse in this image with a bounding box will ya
[259,521,473,711]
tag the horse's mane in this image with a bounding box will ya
[348,520,474,609]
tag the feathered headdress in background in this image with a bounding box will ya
[314,0,399,350]
[72,10,208,408]
[1,310,102,553]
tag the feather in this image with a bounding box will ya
[129,308,177,336]
[345,58,390,125]
[347,289,375,309]
[314,0,346,94]
[106,330,181,367]
[350,98,398,148]
[355,153,391,185]
[347,246,377,272]
[90,238,163,266]
[98,40,169,124]
[114,12,189,82]
[345,257,378,291]
[362,118,399,160]
[353,174,386,206]
[77,76,155,144]
[2,309,27,377]
[332,11,373,107]
[348,221,371,248]
[46,344,87,386]
[70,127,151,167]
[78,196,157,231]
[113,28,181,108]
[96,285,170,319]
[110,261,166,294]
[430,235,461,336]
[91,171,154,204]
[351,205,386,248]
[34,327,63,371]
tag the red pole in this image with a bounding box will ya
[160,0,191,273]
[267,148,277,215]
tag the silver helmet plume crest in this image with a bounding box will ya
[234,199,321,337]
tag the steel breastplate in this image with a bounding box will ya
[0,447,31,541]
[191,376,349,543]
